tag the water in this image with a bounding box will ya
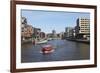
[21,39,90,63]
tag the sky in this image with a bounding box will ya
[21,9,90,34]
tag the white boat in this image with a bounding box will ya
[37,40,48,44]
[47,38,52,41]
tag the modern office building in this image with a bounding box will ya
[75,18,90,39]
[65,27,73,38]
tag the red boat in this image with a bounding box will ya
[41,45,54,54]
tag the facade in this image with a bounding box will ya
[21,17,27,25]
[33,28,41,40]
[21,17,34,40]
[47,32,64,39]
[65,27,73,38]
[40,32,46,39]
[47,33,53,38]
[21,25,34,39]
[75,18,90,39]
[52,30,57,38]
[21,17,46,42]
[59,32,65,39]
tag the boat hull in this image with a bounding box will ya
[40,45,54,54]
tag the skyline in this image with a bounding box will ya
[21,9,90,33]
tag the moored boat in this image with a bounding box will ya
[37,40,48,44]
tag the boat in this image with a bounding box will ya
[47,38,52,41]
[37,40,48,44]
[32,39,48,45]
[40,45,54,54]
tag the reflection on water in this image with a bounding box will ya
[21,39,90,63]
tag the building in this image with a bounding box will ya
[21,17,27,30]
[52,30,57,38]
[65,27,73,38]
[21,17,34,40]
[21,17,27,25]
[71,28,76,38]
[21,17,47,41]
[32,28,41,41]
[21,25,34,40]
[75,18,90,39]
[59,32,65,39]
[40,32,46,39]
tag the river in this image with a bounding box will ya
[21,39,90,63]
